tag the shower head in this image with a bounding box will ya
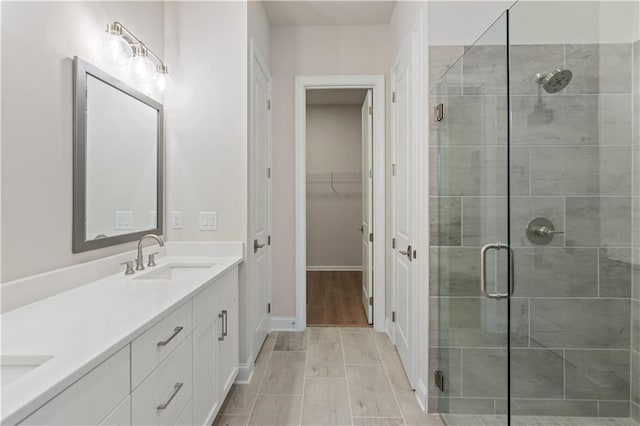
[535,69,572,94]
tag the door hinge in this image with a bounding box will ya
[368,105,373,115]
[392,238,396,249]
[392,91,397,103]
[434,103,444,122]
[268,235,271,245]
[267,167,271,178]
[267,99,271,110]
[434,370,445,392]
[413,250,417,259]
[267,302,271,314]
[369,233,373,242]
[369,169,373,179]
[392,311,396,322]
[391,163,397,176]
[369,296,373,305]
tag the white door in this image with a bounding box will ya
[250,42,272,358]
[391,36,416,388]
[361,89,374,324]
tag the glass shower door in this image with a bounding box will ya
[429,11,512,424]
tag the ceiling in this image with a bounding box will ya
[306,89,368,105]
[262,1,396,27]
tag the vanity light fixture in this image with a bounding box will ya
[97,21,171,93]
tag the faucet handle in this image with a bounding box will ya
[148,251,160,267]
[120,260,135,275]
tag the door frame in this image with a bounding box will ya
[294,75,386,331]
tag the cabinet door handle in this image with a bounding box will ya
[157,382,183,410]
[218,312,225,341]
[157,326,183,347]
[222,310,228,337]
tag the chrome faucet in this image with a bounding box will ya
[136,234,165,271]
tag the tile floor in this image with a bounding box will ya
[213,327,443,426]
[213,328,638,426]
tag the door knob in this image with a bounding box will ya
[399,245,412,261]
[254,239,266,253]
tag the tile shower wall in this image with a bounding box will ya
[429,43,636,419]
[633,38,640,423]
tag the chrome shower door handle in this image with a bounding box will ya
[480,243,514,300]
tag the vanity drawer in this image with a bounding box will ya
[193,269,237,327]
[19,346,130,426]
[132,335,193,426]
[131,300,192,388]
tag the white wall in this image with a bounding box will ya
[249,0,271,65]
[1,1,164,282]
[270,24,388,316]
[306,104,362,270]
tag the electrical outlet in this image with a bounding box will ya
[199,212,218,231]
[171,211,183,229]
[115,211,133,230]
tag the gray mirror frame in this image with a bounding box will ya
[72,56,164,253]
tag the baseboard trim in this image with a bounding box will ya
[235,355,255,384]
[306,266,363,271]
[416,379,428,412]
[271,316,298,331]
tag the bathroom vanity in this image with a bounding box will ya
[1,242,243,426]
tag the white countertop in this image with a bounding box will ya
[1,248,243,425]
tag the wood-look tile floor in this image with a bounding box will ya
[213,327,442,426]
[306,271,370,327]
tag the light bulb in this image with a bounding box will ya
[130,55,156,85]
[97,32,132,68]
[154,66,174,94]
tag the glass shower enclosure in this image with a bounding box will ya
[429,1,640,424]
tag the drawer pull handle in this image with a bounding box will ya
[157,382,183,410]
[218,312,224,341]
[222,310,228,337]
[157,326,184,347]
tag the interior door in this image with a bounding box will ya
[391,36,415,388]
[361,89,374,324]
[250,44,272,358]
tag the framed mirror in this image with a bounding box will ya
[72,57,163,253]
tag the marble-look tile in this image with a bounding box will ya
[633,249,640,300]
[430,197,461,246]
[633,402,640,423]
[564,349,630,400]
[346,365,401,417]
[462,45,507,96]
[428,347,462,397]
[530,299,631,348]
[510,44,564,95]
[214,415,249,426]
[633,299,640,352]
[599,248,632,297]
[530,147,632,196]
[248,395,302,426]
[274,330,308,351]
[634,40,640,94]
[300,379,351,425]
[397,397,445,426]
[634,92,640,145]
[513,247,598,297]
[428,397,495,415]
[565,44,632,94]
[372,331,396,353]
[633,350,640,405]
[255,332,277,363]
[461,197,507,246]
[429,45,464,95]
[306,340,345,378]
[353,417,406,426]
[429,297,528,348]
[429,247,484,297]
[380,352,414,398]
[221,359,267,415]
[308,327,340,343]
[259,351,306,395]
[432,95,499,146]
[598,401,631,418]
[508,399,597,417]
[342,331,381,365]
[565,197,632,247]
[430,146,528,196]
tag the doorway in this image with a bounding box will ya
[294,75,385,331]
[305,88,371,327]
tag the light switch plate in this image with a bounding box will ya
[115,211,133,230]
[171,211,183,229]
[199,212,218,231]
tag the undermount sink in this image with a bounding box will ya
[1,355,53,387]
[133,262,216,281]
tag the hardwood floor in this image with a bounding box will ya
[306,271,370,327]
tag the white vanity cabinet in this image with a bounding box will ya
[14,265,240,426]
[192,269,239,426]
